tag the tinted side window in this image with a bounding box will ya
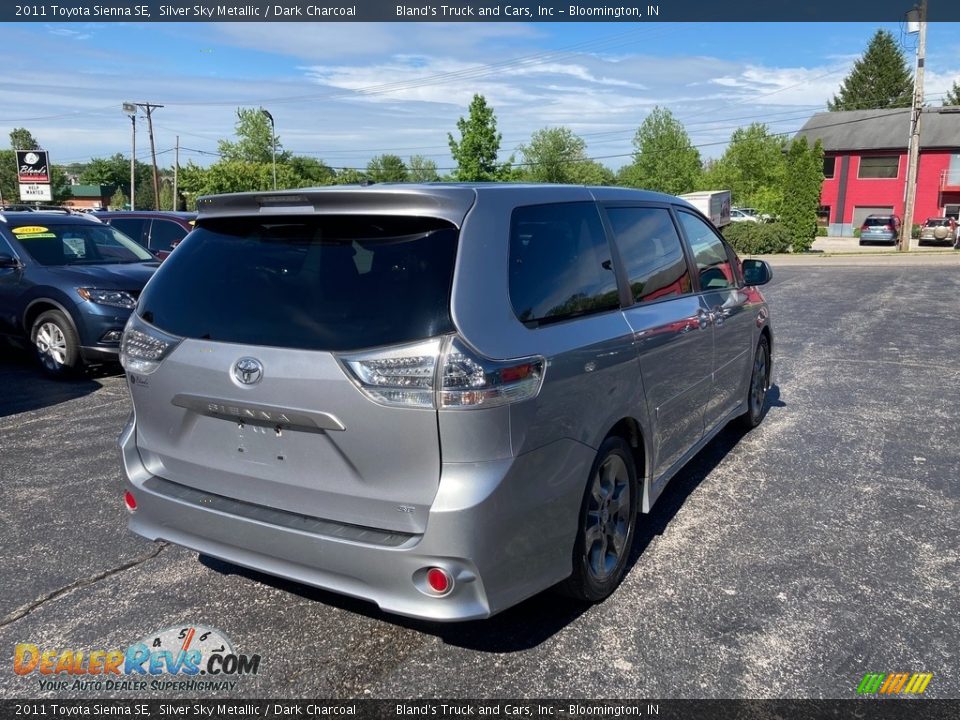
[109,218,147,245]
[676,211,735,291]
[605,207,691,304]
[509,202,620,325]
[149,220,188,251]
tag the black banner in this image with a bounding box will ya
[4,1,960,23]
[15,150,50,185]
[1,700,959,719]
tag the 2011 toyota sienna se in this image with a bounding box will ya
[118,184,774,621]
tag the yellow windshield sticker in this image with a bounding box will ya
[11,226,49,234]
[17,233,57,239]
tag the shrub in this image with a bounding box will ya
[853,227,861,238]
[816,226,828,237]
[722,222,793,254]
[911,223,921,239]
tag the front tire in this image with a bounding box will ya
[559,436,638,603]
[740,335,771,429]
[32,310,82,378]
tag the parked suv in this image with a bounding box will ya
[859,214,901,245]
[918,217,958,246]
[94,211,197,260]
[118,185,774,621]
[0,212,158,376]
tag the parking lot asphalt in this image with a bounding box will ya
[1,260,958,700]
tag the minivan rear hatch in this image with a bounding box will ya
[127,207,467,535]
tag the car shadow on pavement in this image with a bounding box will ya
[201,385,786,652]
[0,341,118,418]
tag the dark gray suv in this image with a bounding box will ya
[119,185,773,621]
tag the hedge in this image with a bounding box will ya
[722,222,793,254]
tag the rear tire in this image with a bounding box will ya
[740,335,771,429]
[31,310,82,379]
[558,436,638,603]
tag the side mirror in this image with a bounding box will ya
[742,259,772,286]
[0,253,22,269]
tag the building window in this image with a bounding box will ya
[817,206,830,226]
[858,156,899,179]
[823,157,836,179]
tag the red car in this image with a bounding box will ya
[93,211,196,260]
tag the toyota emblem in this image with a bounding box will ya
[233,357,264,386]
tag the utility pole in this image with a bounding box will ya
[133,102,164,210]
[260,108,277,190]
[122,103,137,210]
[901,0,927,252]
[173,135,179,211]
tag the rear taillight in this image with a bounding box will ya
[339,338,440,408]
[119,313,182,375]
[339,336,545,410]
[438,337,544,409]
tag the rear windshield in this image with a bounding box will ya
[925,219,951,227]
[10,223,154,265]
[137,215,459,352]
[863,218,894,227]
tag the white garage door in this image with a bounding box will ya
[852,206,894,229]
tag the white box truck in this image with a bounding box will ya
[680,190,731,228]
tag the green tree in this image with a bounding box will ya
[408,155,439,182]
[334,168,368,185]
[9,128,40,150]
[366,154,408,182]
[287,156,336,186]
[448,94,512,181]
[567,160,615,186]
[218,108,287,164]
[697,123,786,214]
[109,187,129,210]
[828,30,913,111]
[80,153,152,201]
[944,79,960,106]
[519,126,608,184]
[179,160,299,197]
[780,138,824,252]
[618,106,701,194]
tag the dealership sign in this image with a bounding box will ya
[19,184,52,201]
[16,150,52,202]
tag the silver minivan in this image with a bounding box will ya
[118,184,773,621]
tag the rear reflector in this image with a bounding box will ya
[124,491,137,512]
[426,567,452,595]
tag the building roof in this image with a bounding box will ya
[795,107,960,152]
[67,184,115,198]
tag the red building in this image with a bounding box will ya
[796,108,960,236]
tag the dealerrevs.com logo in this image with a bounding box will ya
[857,672,934,695]
[14,625,261,693]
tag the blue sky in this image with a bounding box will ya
[0,21,957,171]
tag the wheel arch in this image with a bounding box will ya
[24,297,81,340]
[604,416,653,513]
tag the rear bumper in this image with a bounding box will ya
[118,413,593,621]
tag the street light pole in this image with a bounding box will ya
[122,103,137,210]
[260,108,277,190]
[901,0,928,252]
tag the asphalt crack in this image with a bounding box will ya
[0,543,167,630]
